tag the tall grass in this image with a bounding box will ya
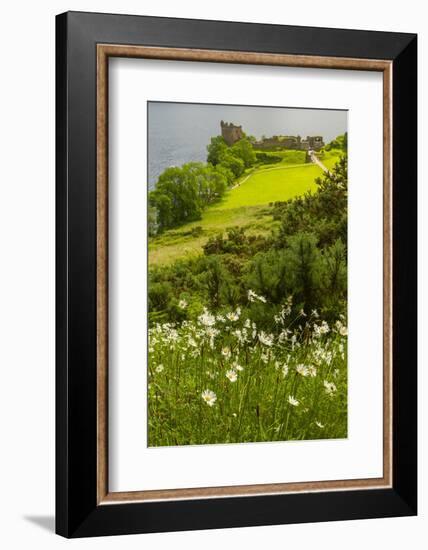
[148,296,347,447]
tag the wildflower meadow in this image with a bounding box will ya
[148,296,347,446]
[148,119,348,447]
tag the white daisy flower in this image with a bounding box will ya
[232,361,244,372]
[307,365,317,378]
[226,312,238,322]
[198,308,216,327]
[258,331,274,347]
[288,395,299,407]
[260,352,270,364]
[226,307,241,322]
[178,299,188,309]
[323,380,337,396]
[296,364,309,377]
[155,364,164,373]
[247,289,267,303]
[201,389,217,407]
[335,320,348,336]
[221,347,231,359]
[226,370,238,382]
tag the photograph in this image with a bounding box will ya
[147,101,349,447]
[0,1,419,544]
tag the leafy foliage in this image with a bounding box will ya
[324,132,348,152]
[230,138,257,168]
[149,162,228,232]
[206,135,228,165]
[255,152,282,164]
[148,155,347,325]
[274,155,347,248]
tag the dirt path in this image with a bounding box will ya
[309,151,330,174]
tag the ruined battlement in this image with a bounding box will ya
[221,120,244,145]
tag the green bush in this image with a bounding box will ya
[255,152,282,164]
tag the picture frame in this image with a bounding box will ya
[56,11,417,538]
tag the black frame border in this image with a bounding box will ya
[56,11,417,538]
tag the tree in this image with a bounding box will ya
[149,162,229,232]
[148,205,158,236]
[218,151,245,178]
[148,191,174,232]
[321,239,347,314]
[215,163,234,186]
[204,256,227,309]
[149,165,201,231]
[245,248,290,304]
[207,135,228,165]
[286,232,321,312]
[231,138,256,168]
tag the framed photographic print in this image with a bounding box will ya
[56,11,417,538]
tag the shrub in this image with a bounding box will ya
[255,152,282,164]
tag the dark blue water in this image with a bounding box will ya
[148,102,347,189]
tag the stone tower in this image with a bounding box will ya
[221,120,244,145]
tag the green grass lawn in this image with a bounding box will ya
[148,204,275,265]
[149,161,325,266]
[220,163,321,210]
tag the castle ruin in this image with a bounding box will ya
[221,121,244,145]
[253,134,324,151]
[220,121,324,151]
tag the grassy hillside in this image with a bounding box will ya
[223,164,320,209]
[318,149,343,170]
[149,161,329,266]
[149,204,272,265]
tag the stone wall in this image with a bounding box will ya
[254,135,324,151]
